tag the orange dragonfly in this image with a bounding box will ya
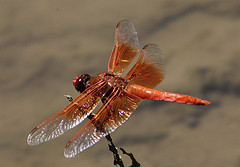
[27,20,210,158]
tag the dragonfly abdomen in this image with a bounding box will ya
[127,84,210,106]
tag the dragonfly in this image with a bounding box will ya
[27,20,211,158]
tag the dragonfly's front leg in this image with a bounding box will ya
[101,87,114,103]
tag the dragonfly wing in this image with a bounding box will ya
[64,88,141,158]
[125,44,165,88]
[27,80,108,146]
[108,20,139,75]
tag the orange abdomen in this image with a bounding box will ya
[126,84,211,106]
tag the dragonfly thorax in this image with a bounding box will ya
[101,72,128,90]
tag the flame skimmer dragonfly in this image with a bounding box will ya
[27,20,210,158]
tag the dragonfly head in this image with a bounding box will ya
[73,74,91,93]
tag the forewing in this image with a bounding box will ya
[27,80,108,146]
[108,20,139,75]
[125,44,165,88]
[64,88,141,158]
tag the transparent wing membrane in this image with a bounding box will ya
[108,20,139,75]
[27,80,107,146]
[125,44,165,88]
[64,88,141,158]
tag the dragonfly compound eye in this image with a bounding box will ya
[73,74,91,93]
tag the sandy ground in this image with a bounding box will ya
[1,0,240,167]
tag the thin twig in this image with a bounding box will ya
[106,134,124,167]
[121,148,140,167]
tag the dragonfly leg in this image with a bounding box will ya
[101,87,114,103]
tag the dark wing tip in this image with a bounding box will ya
[27,127,37,146]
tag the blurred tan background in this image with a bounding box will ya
[1,0,240,167]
